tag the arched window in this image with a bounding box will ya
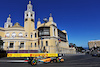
[35,33,36,38]
[31,19,34,22]
[12,32,16,37]
[6,32,10,37]
[20,42,24,48]
[8,25,10,27]
[31,43,32,47]
[35,43,36,47]
[31,35,33,38]
[25,33,27,37]
[31,33,33,38]
[46,41,48,46]
[54,28,55,36]
[19,32,23,37]
[25,19,28,21]
[26,35,27,37]
[27,14,28,16]
[31,14,33,17]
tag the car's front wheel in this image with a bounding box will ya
[31,60,37,66]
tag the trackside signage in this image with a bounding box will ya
[7,53,58,57]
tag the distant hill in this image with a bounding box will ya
[83,47,89,50]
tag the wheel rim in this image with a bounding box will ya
[54,60,56,62]
[57,58,60,62]
[31,60,37,65]
[51,61,53,63]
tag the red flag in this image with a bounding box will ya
[59,39,61,42]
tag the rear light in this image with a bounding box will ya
[24,60,28,62]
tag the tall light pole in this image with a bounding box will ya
[40,17,48,53]
[7,46,9,53]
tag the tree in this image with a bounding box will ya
[73,44,76,47]
[0,36,4,50]
[69,43,77,48]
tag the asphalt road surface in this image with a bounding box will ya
[0,54,100,67]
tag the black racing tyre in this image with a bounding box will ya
[97,54,100,57]
[28,60,31,64]
[53,59,57,63]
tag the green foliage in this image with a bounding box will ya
[69,43,85,52]
[69,43,77,47]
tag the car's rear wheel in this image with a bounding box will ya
[53,59,57,63]
[97,54,100,57]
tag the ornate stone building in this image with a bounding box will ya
[88,40,100,49]
[0,1,71,53]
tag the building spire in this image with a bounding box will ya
[38,18,40,21]
[29,1,31,4]
[49,13,53,22]
[4,14,12,28]
[37,18,41,27]
[27,1,32,11]
[50,13,52,17]
[9,14,11,18]
[7,14,11,22]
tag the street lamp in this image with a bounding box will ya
[40,17,48,53]
[7,46,9,53]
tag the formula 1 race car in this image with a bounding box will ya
[7,53,64,65]
[28,56,64,65]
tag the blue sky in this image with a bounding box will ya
[0,0,100,48]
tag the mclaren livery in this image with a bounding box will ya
[7,53,64,65]
[29,56,64,65]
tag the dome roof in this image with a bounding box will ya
[12,22,23,28]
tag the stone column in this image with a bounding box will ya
[56,28,57,37]
[13,41,16,50]
[7,41,10,52]
[18,41,20,53]
[52,26,54,36]
[24,41,26,50]
[3,41,5,49]
[8,41,10,49]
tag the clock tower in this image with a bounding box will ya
[24,1,35,38]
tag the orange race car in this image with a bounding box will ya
[29,57,64,65]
